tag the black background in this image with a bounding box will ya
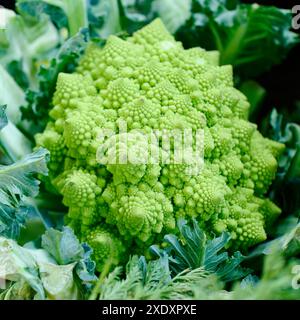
[0,300,297,318]
[242,0,300,123]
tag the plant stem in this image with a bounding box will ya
[65,0,88,36]
[209,19,224,53]
[89,259,113,300]
[221,23,248,65]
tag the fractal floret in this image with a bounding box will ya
[36,19,284,271]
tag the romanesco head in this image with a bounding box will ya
[102,182,174,242]
[36,18,284,271]
[82,225,127,272]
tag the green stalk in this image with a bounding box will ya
[63,0,88,36]
[0,121,32,162]
[208,19,224,53]
[234,54,265,66]
[220,23,248,65]
[89,259,113,300]
[43,0,88,36]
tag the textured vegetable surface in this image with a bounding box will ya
[36,19,284,271]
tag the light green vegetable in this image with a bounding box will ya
[35,19,284,271]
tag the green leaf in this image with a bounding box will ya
[118,0,154,34]
[0,148,49,239]
[41,227,97,292]
[0,280,35,300]
[0,109,49,239]
[205,232,250,282]
[38,262,79,299]
[21,29,88,132]
[0,8,16,47]
[214,251,247,283]
[195,0,229,14]
[0,13,60,89]
[0,227,97,299]
[0,148,49,208]
[239,80,266,121]
[0,105,8,131]
[221,5,298,73]
[248,220,300,259]
[0,121,33,162]
[270,109,300,179]
[41,227,84,265]
[164,219,206,272]
[239,274,259,289]
[16,0,68,31]
[150,219,250,282]
[0,236,45,299]
[266,109,300,216]
[75,243,97,289]
[0,234,95,300]
[0,67,32,161]
[6,60,30,90]
[152,0,192,33]
[232,251,300,300]
[97,254,208,300]
[89,0,122,38]
[0,206,29,240]
[0,64,25,124]
[18,206,47,245]
[204,232,230,271]
[17,0,88,36]
[177,2,299,77]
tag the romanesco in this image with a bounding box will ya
[36,19,284,271]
